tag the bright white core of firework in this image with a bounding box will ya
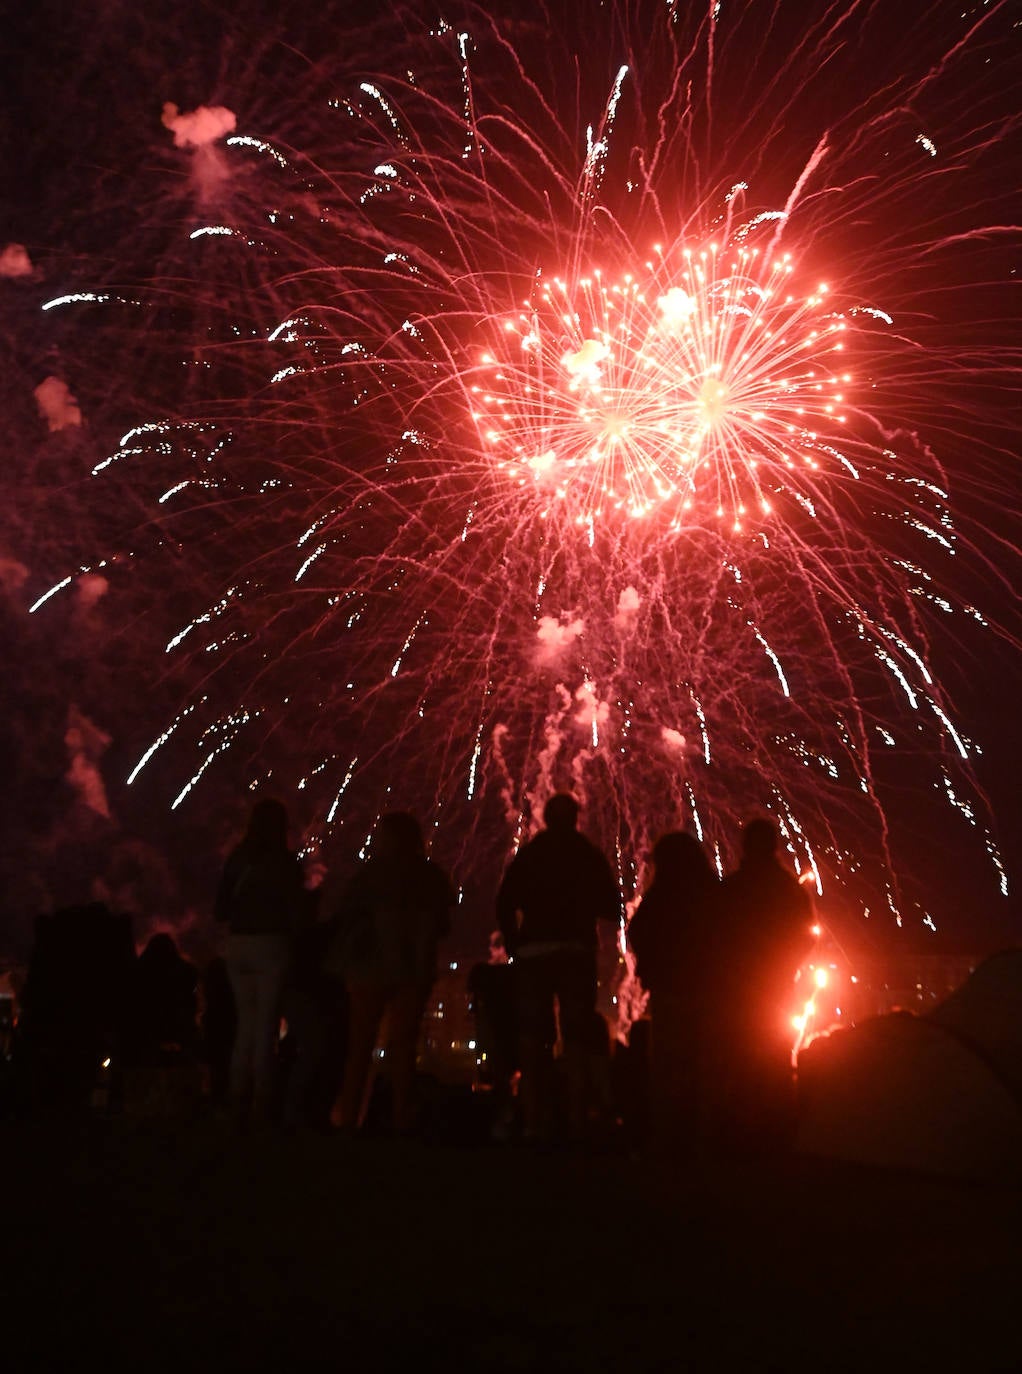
[472,246,847,526]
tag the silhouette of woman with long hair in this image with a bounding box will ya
[628,831,718,1150]
[215,799,305,1121]
[329,812,454,1135]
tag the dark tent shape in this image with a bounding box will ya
[927,948,1022,1103]
[796,952,1022,1181]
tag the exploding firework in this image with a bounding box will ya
[29,0,1019,937]
[472,245,850,526]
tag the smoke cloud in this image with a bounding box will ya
[0,556,30,595]
[616,586,640,623]
[536,614,584,660]
[75,573,109,613]
[575,679,610,735]
[0,243,33,278]
[65,706,112,820]
[34,377,82,432]
[161,102,237,148]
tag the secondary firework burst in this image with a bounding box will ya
[30,1,1018,938]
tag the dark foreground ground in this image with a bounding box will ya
[2,1108,1020,1372]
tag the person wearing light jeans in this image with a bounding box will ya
[226,931,290,1118]
[216,799,306,1121]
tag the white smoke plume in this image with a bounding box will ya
[616,585,640,617]
[75,573,109,612]
[574,679,610,737]
[518,683,575,832]
[0,243,33,278]
[65,706,112,819]
[161,101,237,148]
[562,337,608,387]
[34,377,82,432]
[536,614,584,661]
[491,723,520,830]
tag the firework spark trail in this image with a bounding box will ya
[33,0,1020,935]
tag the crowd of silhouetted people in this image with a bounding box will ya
[3,793,816,1156]
[480,795,812,1154]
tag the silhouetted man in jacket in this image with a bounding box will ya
[497,793,620,1141]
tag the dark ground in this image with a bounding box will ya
[2,1108,1020,1373]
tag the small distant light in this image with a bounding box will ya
[449,961,458,971]
[468,1040,476,1050]
[101,1057,111,1069]
[814,968,829,989]
[811,924,822,937]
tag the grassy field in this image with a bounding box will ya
[2,1109,1020,1371]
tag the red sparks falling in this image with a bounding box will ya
[29,0,1020,939]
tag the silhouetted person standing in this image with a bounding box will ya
[280,899,348,1132]
[496,793,620,1142]
[330,812,454,1135]
[628,831,718,1150]
[19,903,134,1112]
[200,956,236,1108]
[215,799,305,1122]
[713,818,813,1152]
[468,930,519,1139]
[128,933,198,1065]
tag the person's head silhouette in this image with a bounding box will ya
[650,830,713,887]
[543,793,580,833]
[244,798,288,853]
[375,810,425,861]
[741,817,779,864]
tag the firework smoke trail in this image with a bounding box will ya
[35,1,1019,934]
